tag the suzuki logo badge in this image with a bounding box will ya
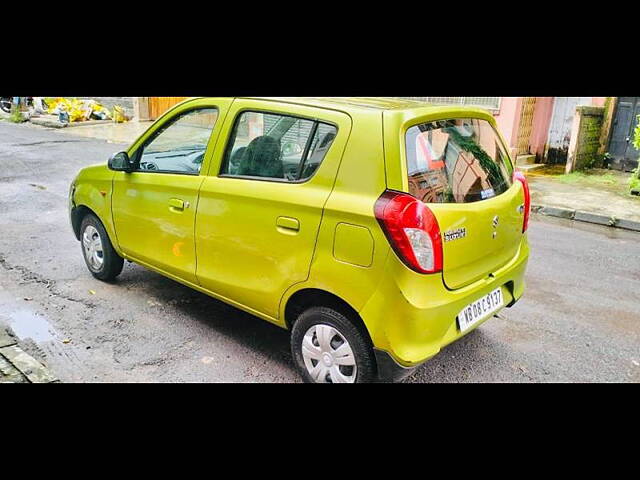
[492,216,499,229]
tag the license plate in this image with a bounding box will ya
[457,288,504,333]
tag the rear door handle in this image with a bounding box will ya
[169,198,189,212]
[277,216,300,233]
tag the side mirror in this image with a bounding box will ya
[108,152,134,172]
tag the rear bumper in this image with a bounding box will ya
[374,348,418,382]
[361,237,530,369]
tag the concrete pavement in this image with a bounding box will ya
[527,167,640,229]
[55,120,154,144]
[0,328,58,383]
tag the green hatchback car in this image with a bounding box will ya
[69,97,530,383]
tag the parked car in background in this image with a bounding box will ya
[69,97,531,383]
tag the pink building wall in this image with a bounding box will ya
[494,97,522,148]
[529,97,555,159]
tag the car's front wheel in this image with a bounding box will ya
[80,213,124,281]
[291,306,376,383]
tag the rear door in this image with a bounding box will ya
[402,117,525,290]
[195,99,352,319]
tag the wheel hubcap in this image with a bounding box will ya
[301,324,357,383]
[82,225,104,270]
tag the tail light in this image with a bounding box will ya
[513,171,531,233]
[374,190,443,274]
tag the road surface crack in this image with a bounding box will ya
[8,140,91,147]
[0,254,96,309]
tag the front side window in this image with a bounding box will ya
[221,111,337,182]
[136,108,219,174]
[405,118,512,203]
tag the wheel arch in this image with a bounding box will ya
[71,204,121,257]
[71,204,96,240]
[284,288,373,348]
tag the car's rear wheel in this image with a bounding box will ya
[80,213,124,281]
[291,306,376,383]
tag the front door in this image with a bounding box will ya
[112,101,228,284]
[195,100,352,320]
[546,97,592,164]
[608,97,640,171]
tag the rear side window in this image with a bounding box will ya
[221,111,337,182]
[405,118,512,203]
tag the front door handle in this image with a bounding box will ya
[169,198,188,212]
[277,216,300,233]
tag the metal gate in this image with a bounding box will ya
[608,97,640,171]
[546,97,591,164]
[516,97,537,155]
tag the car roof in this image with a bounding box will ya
[237,97,494,123]
[243,97,437,112]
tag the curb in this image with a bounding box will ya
[532,204,640,232]
[0,329,59,383]
[1,109,111,129]
[28,117,68,128]
[29,116,112,129]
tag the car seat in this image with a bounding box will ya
[238,136,284,178]
[228,146,247,175]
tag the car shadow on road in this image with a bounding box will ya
[403,328,515,383]
[114,264,296,374]
[112,264,512,383]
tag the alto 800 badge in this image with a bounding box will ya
[443,228,466,242]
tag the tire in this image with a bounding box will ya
[291,306,376,383]
[0,98,12,114]
[79,213,124,281]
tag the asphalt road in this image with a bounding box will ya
[1,121,639,383]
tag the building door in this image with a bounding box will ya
[546,97,591,164]
[608,97,640,172]
[516,97,537,155]
[149,97,189,120]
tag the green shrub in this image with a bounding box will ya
[8,103,26,123]
[630,168,640,193]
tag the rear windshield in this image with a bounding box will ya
[405,118,512,203]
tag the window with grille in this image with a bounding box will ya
[396,97,502,111]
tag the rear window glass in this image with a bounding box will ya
[405,118,512,203]
[221,111,337,182]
